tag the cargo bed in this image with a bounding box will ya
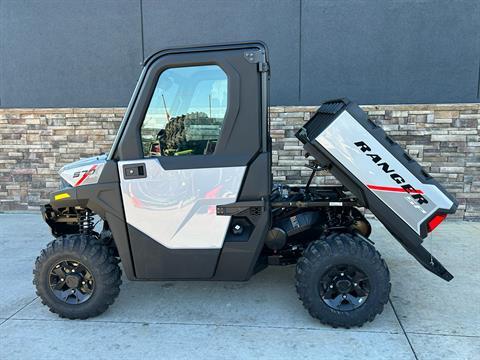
[296,99,458,281]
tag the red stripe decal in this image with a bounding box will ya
[74,165,97,187]
[367,184,424,194]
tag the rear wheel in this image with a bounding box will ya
[295,232,390,328]
[33,234,122,319]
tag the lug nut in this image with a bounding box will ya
[329,285,333,288]
[82,281,85,285]
[71,269,75,273]
[354,283,358,286]
[340,272,344,276]
[60,278,64,282]
[342,295,347,299]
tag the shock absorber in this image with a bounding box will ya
[78,209,94,234]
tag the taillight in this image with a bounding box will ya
[427,213,447,232]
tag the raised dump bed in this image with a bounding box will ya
[296,98,458,281]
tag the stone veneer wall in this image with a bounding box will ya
[0,104,479,220]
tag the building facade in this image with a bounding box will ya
[0,0,479,218]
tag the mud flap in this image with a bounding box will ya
[296,99,457,281]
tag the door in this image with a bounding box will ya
[113,43,270,280]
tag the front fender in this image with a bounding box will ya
[42,160,136,280]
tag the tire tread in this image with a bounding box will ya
[295,232,390,328]
[33,234,122,320]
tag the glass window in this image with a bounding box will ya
[141,65,228,157]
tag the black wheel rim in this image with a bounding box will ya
[318,264,370,311]
[48,260,95,304]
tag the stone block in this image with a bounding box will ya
[431,134,467,142]
[434,110,459,119]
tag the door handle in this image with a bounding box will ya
[123,163,147,179]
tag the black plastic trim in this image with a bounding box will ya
[128,225,220,280]
[143,41,270,67]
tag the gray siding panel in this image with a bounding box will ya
[301,0,480,105]
[137,0,300,106]
[0,0,479,108]
[0,0,143,108]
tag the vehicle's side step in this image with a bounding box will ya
[296,98,457,281]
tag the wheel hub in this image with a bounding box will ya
[65,274,81,288]
[335,279,352,293]
[318,264,370,311]
[48,260,94,305]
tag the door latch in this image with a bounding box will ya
[123,163,146,179]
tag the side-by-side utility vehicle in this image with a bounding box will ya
[34,42,457,327]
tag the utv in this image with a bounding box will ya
[34,42,457,328]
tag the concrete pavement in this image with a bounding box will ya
[0,213,479,359]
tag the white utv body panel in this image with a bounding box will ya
[297,99,457,239]
[119,159,246,249]
[316,111,454,235]
[59,154,107,187]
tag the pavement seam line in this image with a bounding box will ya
[389,298,419,360]
[15,316,479,339]
[0,297,38,327]
[406,331,480,339]
[8,317,401,336]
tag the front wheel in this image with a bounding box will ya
[295,232,390,328]
[33,234,122,319]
